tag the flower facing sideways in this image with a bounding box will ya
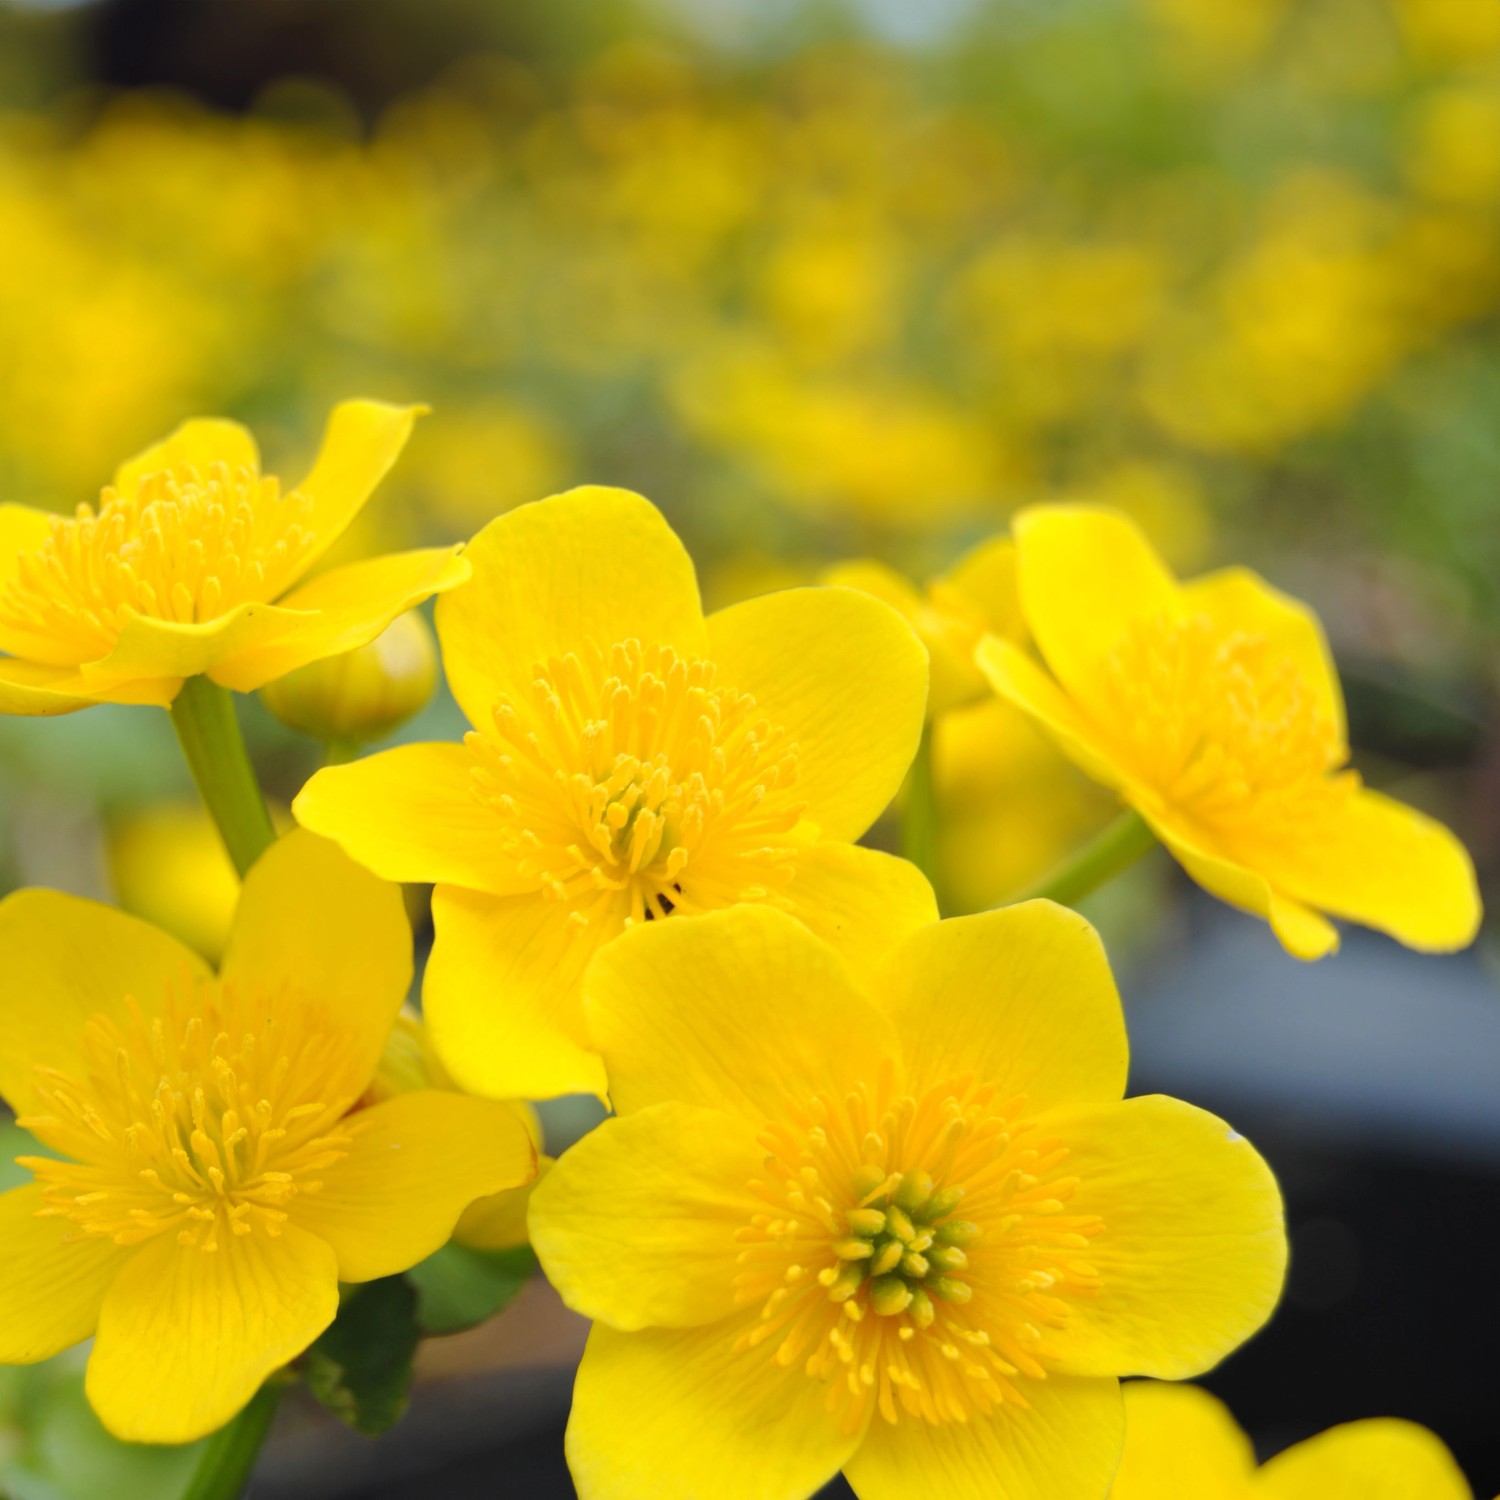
[1111,1381,1473,1500]
[528,902,1287,1500]
[0,401,469,714]
[980,505,1481,959]
[0,831,535,1443]
[294,486,933,1100]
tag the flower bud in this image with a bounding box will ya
[261,609,436,746]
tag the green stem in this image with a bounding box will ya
[1014,808,1157,908]
[169,676,277,878]
[180,1381,284,1500]
[901,722,940,898]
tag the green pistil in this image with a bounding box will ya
[824,1168,982,1318]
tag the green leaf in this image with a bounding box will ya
[407,1243,536,1337]
[0,1120,46,1193]
[303,1278,420,1437]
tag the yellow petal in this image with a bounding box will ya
[114,418,260,500]
[221,830,412,1102]
[1251,787,1481,954]
[1045,1095,1286,1380]
[1113,1381,1256,1500]
[975,635,1127,789]
[1013,504,1182,713]
[706,586,927,841]
[1182,566,1346,753]
[781,842,938,989]
[843,1373,1123,1500]
[436,486,706,730]
[940,534,1022,640]
[567,1318,863,1500]
[820,560,925,620]
[0,657,110,716]
[294,742,528,895]
[288,1090,535,1283]
[209,546,470,693]
[424,884,611,1101]
[0,889,209,1117]
[455,1154,553,1252]
[0,1185,127,1362]
[1257,1418,1472,1500]
[878,901,1128,1111]
[530,1102,762,1330]
[86,1224,339,1444]
[290,400,426,580]
[583,904,899,1123]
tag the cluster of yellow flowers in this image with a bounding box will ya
[0,403,1483,1496]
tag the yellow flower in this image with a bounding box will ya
[294,486,933,1100]
[529,902,1287,1500]
[980,505,1481,959]
[0,401,469,715]
[0,830,535,1444]
[1112,1381,1472,1499]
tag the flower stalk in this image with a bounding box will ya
[169,675,277,877]
[1015,806,1156,909]
[180,1380,284,1500]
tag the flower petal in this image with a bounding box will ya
[1181,566,1346,753]
[878,901,1128,1111]
[781,842,938,989]
[436,486,706,730]
[0,502,56,586]
[294,742,527,895]
[209,546,470,693]
[1257,1418,1471,1500]
[583,903,899,1123]
[531,1102,761,1330]
[86,1224,339,1444]
[566,1319,863,1500]
[843,1374,1123,1500]
[0,1185,128,1362]
[424,884,611,1101]
[975,636,1127,789]
[0,657,112,716]
[114,418,260,499]
[1044,1095,1286,1380]
[290,400,426,579]
[941,534,1022,639]
[221,830,413,1103]
[288,1090,535,1283]
[1013,505,1182,714]
[0,889,209,1117]
[705,586,928,841]
[455,1153,553,1252]
[1112,1381,1256,1499]
[1250,787,1481,955]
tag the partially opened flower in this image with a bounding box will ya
[1112,1381,1472,1499]
[0,830,535,1443]
[980,505,1481,959]
[295,486,933,1100]
[0,401,468,713]
[529,902,1286,1500]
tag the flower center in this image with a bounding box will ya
[17,981,358,1252]
[734,1078,1103,1429]
[467,638,808,926]
[1097,612,1355,846]
[0,463,315,666]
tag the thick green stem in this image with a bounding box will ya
[180,1381,283,1500]
[1014,808,1157,908]
[170,676,277,878]
[901,722,940,899]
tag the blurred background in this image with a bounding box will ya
[0,0,1499,1494]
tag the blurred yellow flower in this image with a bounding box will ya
[530,902,1286,1500]
[981,505,1481,959]
[1112,1381,1472,1499]
[0,401,468,714]
[295,486,933,1100]
[0,831,535,1443]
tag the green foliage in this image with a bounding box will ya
[408,1243,538,1337]
[303,1278,421,1437]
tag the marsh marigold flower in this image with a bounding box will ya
[1112,1381,1473,1499]
[529,902,1286,1500]
[0,831,535,1443]
[0,401,468,714]
[294,486,933,1100]
[980,505,1481,959]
